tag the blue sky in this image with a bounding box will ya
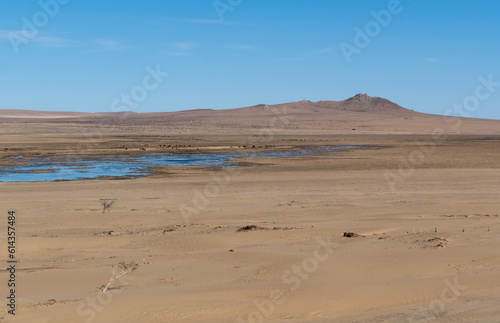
[1,0,499,119]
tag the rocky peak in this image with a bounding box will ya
[347,93,372,105]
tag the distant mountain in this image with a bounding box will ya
[322,93,412,113]
[1,95,498,133]
[0,109,88,119]
[0,94,416,119]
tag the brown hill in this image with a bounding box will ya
[319,93,411,113]
[1,94,498,134]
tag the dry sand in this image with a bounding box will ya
[1,99,500,322]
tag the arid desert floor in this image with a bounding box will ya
[1,115,500,323]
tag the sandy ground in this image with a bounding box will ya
[1,123,500,322]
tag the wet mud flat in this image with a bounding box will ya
[0,145,374,182]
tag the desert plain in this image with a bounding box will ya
[1,95,500,322]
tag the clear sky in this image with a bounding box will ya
[1,0,499,119]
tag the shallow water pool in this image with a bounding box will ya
[0,146,369,182]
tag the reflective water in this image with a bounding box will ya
[0,146,369,182]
